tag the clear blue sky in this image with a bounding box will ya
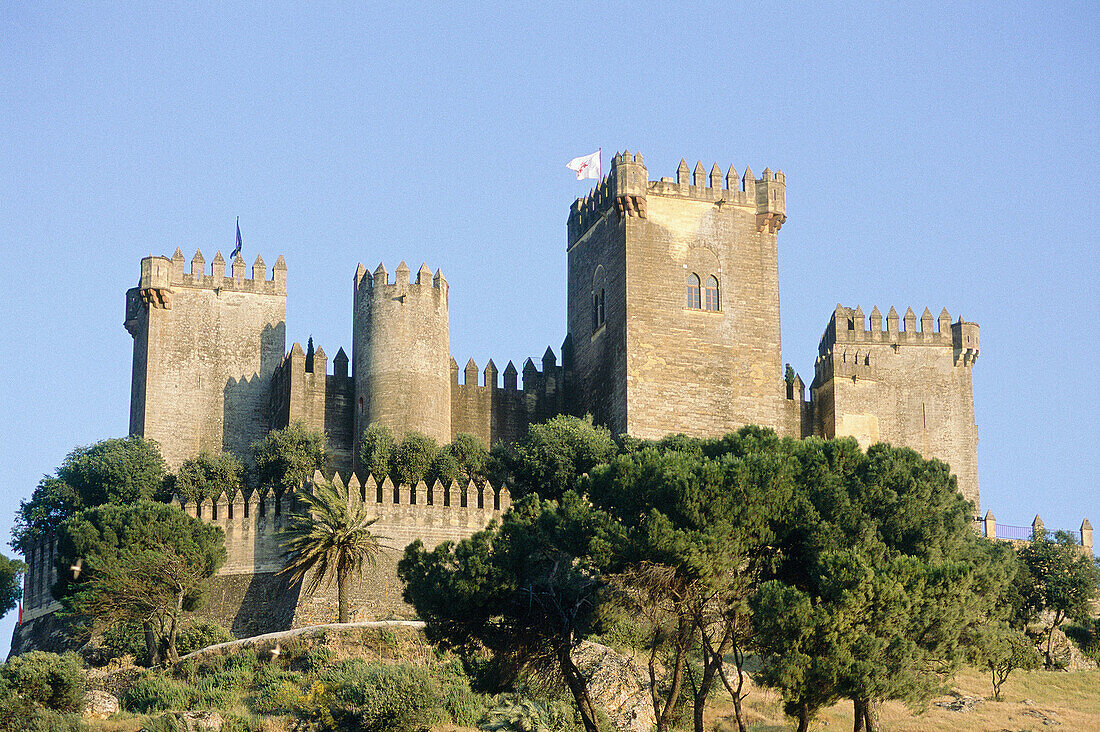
[1,2,1096,655]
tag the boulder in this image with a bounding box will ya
[933,693,983,712]
[81,689,120,720]
[149,711,224,731]
[572,641,655,732]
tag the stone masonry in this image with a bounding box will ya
[15,150,1016,651]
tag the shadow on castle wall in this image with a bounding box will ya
[222,322,285,460]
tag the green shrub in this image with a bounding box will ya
[249,666,301,715]
[0,700,87,732]
[590,601,650,652]
[302,661,446,732]
[1065,617,1100,664]
[428,450,461,488]
[359,424,395,481]
[0,651,85,713]
[437,658,488,726]
[138,716,177,732]
[173,451,244,504]
[193,678,237,710]
[391,432,439,487]
[123,674,195,713]
[176,618,234,656]
[189,648,259,692]
[481,695,551,732]
[102,620,150,665]
[221,714,264,732]
[444,433,489,486]
[304,646,334,673]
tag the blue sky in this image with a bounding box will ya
[1,2,1096,654]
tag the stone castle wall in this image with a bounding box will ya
[811,305,982,510]
[14,150,1018,657]
[353,263,452,447]
[10,473,508,652]
[125,250,287,469]
[171,473,510,634]
[450,351,567,447]
[567,152,792,439]
[176,472,509,633]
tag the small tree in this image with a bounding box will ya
[1016,531,1100,668]
[966,621,1040,700]
[251,422,327,493]
[12,436,167,551]
[172,450,243,503]
[427,449,461,489]
[444,432,489,485]
[390,431,439,487]
[400,492,610,732]
[358,423,395,480]
[0,554,25,618]
[490,415,616,501]
[279,478,387,623]
[587,431,793,732]
[55,500,226,666]
[0,650,85,713]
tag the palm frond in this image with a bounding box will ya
[278,478,389,597]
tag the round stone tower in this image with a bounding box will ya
[352,261,451,454]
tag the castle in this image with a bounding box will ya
[14,151,994,650]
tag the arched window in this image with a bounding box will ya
[687,274,701,309]
[704,276,719,311]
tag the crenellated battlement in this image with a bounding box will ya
[354,261,447,293]
[137,249,287,299]
[568,151,787,243]
[451,347,563,392]
[167,470,510,576]
[817,304,979,366]
[448,343,569,446]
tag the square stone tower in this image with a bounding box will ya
[125,249,287,469]
[810,305,981,511]
[566,152,790,439]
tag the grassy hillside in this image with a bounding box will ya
[67,624,1100,732]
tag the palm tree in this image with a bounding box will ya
[278,478,386,623]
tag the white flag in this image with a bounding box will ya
[566,150,601,180]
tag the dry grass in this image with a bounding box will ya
[709,667,1100,732]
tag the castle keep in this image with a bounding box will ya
[15,151,992,648]
[123,151,983,510]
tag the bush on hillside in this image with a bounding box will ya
[249,666,301,715]
[123,674,195,713]
[299,660,446,732]
[1065,617,1100,665]
[0,651,85,714]
[102,620,150,664]
[176,618,234,657]
[0,685,87,732]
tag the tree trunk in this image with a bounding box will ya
[1044,610,1064,668]
[864,700,882,732]
[693,628,725,732]
[143,620,161,667]
[717,643,750,732]
[165,614,180,666]
[853,699,867,732]
[558,644,601,732]
[657,617,691,732]
[338,563,349,623]
[164,593,184,666]
[796,701,810,732]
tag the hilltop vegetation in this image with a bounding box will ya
[4,417,1098,732]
